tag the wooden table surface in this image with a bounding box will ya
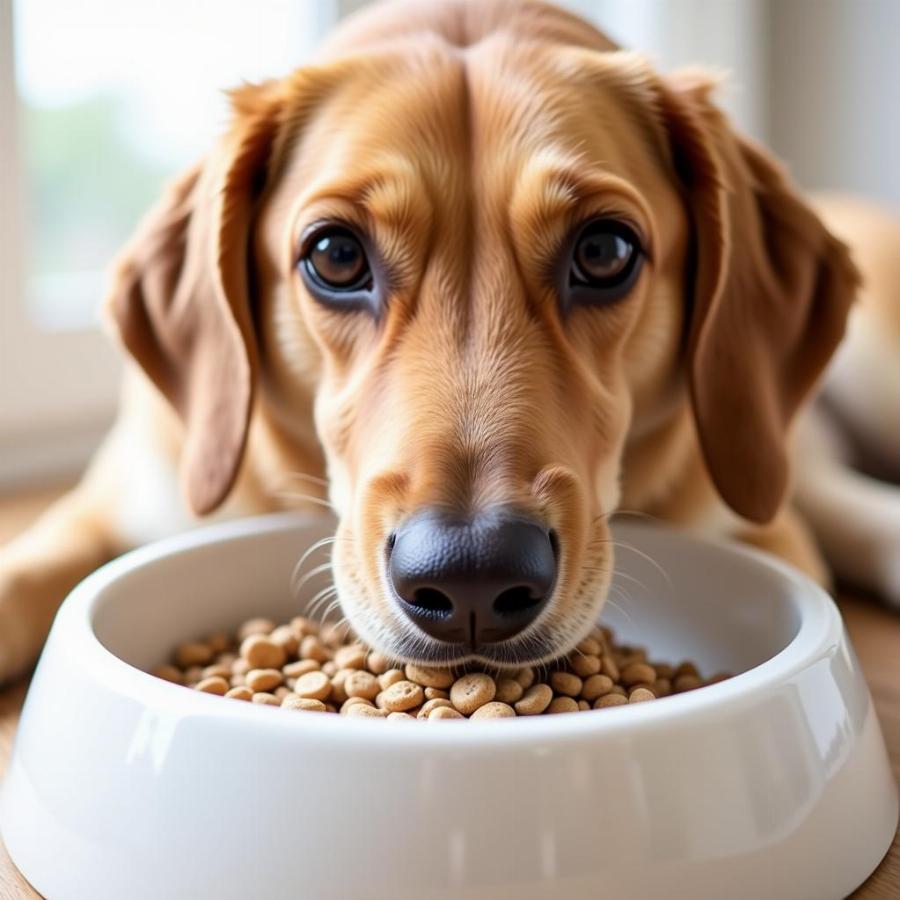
[0,486,897,899]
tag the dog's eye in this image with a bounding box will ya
[301,227,371,293]
[567,220,643,302]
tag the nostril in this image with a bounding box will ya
[493,585,543,617]
[409,587,454,617]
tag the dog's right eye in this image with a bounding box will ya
[300,226,373,295]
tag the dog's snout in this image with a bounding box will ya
[388,510,557,645]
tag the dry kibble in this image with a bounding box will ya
[175,642,213,668]
[494,678,524,704]
[547,696,579,714]
[225,686,253,701]
[380,680,425,712]
[514,683,553,716]
[549,671,583,698]
[294,670,332,701]
[450,673,496,715]
[155,608,728,719]
[237,618,275,641]
[470,702,516,720]
[404,664,454,689]
[251,692,281,706]
[240,635,286,670]
[245,668,284,692]
[428,706,464,720]
[282,695,327,712]
[195,676,229,695]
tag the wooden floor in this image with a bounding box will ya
[0,485,898,899]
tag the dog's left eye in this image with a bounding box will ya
[566,219,643,303]
[300,226,372,294]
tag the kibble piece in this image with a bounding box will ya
[418,698,453,719]
[251,692,281,706]
[294,670,332,701]
[577,700,590,711]
[514,667,536,689]
[514,683,553,716]
[231,658,251,677]
[424,687,449,701]
[230,674,246,687]
[344,670,380,701]
[195,676,229,695]
[706,672,731,685]
[240,635,286,670]
[269,625,300,656]
[289,616,317,637]
[580,673,614,701]
[334,644,368,670]
[380,680,425,713]
[378,668,405,690]
[673,673,702,693]
[201,664,232,680]
[675,661,700,679]
[153,665,183,685]
[185,664,206,683]
[621,662,657,687]
[629,687,656,704]
[601,656,620,681]
[245,668,284,692]
[329,669,351,704]
[225,686,253,701]
[366,652,390,675]
[653,678,672,697]
[341,697,374,714]
[283,659,320,678]
[576,637,601,656]
[494,678,524,704]
[653,662,675,680]
[321,661,337,676]
[450,673,496,715]
[428,706,464,720]
[207,632,232,654]
[594,693,628,709]
[299,635,331,663]
[237,618,275,642]
[405,663,454,689]
[387,712,416,721]
[549,671,583,698]
[547,696,579,714]
[570,654,602,678]
[345,703,389,718]
[470,702,516,720]
[282,694,327,712]
[175,642,214,668]
[275,686,291,700]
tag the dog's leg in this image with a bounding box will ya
[794,406,900,606]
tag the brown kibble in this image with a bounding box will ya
[575,637,601,656]
[230,674,246,688]
[294,670,332,701]
[195,676,229,695]
[494,678,524,704]
[321,661,337,676]
[344,670,380,700]
[378,668,405,690]
[653,662,675,680]
[549,670,583,697]
[387,711,416,720]
[334,644,367,670]
[577,699,590,711]
[225,686,253,701]
[237,618,275,642]
[514,683,553,716]
[185,665,205,682]
[424,687,449,701]
[450,673,496,715]
[274,686,291,700]
[175,642,213,668]
[594,693,628,709]
[245,668,284,692]
[283,659,320,678]
[201,664,232,680]
[231,658,251,676]
[417,698,453,719]
[282,694,327,712]
[269,625,300,656]
[621,662,657,686]
[470,702,516,720]
[366,651,390,675]
[514,667,536,689]
[299,635,331,663]
[404,663,454,689]
[240,635,286,670]
[653,678,672,697]
[251,692,281,706]
[629,687,656,704]
[601,656,620,681]
[340,697,374,714]
[153,664,183,685]
[547,696,579,714]
[345,703,389,718]
[706,672,732,685]
[675,661,700,679]
[673,673,703,693]
[428,706,464,720]
[207,632,232,654]
[380,680,425,712]
[580,673,614,701]
[289,616,318,637]
[569,654,601,678]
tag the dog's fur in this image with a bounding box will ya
[1,0,898,676]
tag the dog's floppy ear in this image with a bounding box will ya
[657,71,858,524]
[105,83,284,515]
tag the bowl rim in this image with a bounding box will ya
[51,512,844,748]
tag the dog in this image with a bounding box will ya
[1,0,898,680]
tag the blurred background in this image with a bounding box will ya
[0,0,898,490]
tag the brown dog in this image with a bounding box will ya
[2,0,896,679]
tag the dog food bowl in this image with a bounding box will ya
[1,514,896,899]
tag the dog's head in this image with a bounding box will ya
[106,0,856,666]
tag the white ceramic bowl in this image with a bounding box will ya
[1,514,896,900]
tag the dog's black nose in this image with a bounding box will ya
[388,510,557,645]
